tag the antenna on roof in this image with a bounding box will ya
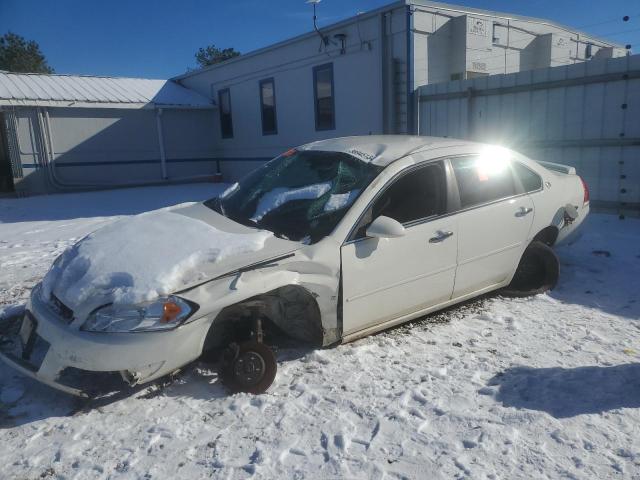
[307,0,331,50]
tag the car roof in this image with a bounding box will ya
[298,135,482,166]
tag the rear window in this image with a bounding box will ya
[451,156,516,208]
[512,162,542,193]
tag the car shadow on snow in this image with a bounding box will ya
[487,363,640,418]
[0,364,230,429]
[0,346,315,428]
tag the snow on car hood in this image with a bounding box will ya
[41,205,298,317]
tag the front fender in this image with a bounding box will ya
[181,251,341,351]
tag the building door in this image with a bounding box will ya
[0,113,14,193]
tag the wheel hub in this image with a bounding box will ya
[233,351,266,387]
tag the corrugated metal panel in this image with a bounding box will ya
[2,110,24,179]
[418,54,640,212]
[0,72,215,109]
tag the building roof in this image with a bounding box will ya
[0,72,216,109]
[174,0,623,81]
[299,135,479,166]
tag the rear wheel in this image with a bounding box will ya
[502,241,559,297]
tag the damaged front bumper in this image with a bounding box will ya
[0,287,213,397]
[0,312,91,396]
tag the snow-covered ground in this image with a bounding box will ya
[1,184,639,480]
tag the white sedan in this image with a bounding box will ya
[0,136,589,396]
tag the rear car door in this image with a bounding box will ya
[341,161,458,335]
[450,155,535,298]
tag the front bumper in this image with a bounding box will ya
[0,288,214,397]
[0,313,88,396]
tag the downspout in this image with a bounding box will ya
[466,87,475,139]
[38,108,61,190]
[381,11,395,134]
[406,4,415,134]
[380,11,388,134]
[155,107,168,180]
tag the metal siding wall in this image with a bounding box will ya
[47,108,163,186]
[418,54,640,211]
[2,110,23,179]
[160,109,217,179]
[9,107,217,194]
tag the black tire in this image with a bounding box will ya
[219,341,277,394]
[502,241,559,297]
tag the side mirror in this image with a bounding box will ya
[366,216,406,238]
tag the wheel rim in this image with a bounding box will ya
[233,350,266,387]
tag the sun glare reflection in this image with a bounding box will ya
[475,145,511,180]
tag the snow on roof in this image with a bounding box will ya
[299,135,477,166]
[0,72,215,109]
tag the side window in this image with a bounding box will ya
[512,161,542,193]
[313,63,335,131]
[451,156,516,209]
[259,78,277,135]
[353,162,446,239]
[218,88,233,139]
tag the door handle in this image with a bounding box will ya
[515,207,533,217]
[429,230,454,243]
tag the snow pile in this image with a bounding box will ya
[324,190,360,212]
[2,185,640,479]
[251,182,331,222]
[41,210,271,308]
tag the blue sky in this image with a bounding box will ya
[1,0,638,79]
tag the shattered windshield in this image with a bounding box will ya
[204,150,382,243]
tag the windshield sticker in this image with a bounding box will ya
[281,148,297,157]
[348,149,375,162]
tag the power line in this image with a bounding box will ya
[575,13,638,30]
[596,27,640,37]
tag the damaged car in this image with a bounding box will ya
[0,136,589,396]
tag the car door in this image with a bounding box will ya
[341,161,458,335]
[450,155,535,298]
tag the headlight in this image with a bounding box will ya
[82,296,197,333]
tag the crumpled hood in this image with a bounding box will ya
[42,204,301,320]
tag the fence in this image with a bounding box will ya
[417,54,640,213]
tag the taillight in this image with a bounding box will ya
[579,176,589,204]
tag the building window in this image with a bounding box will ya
[259,78,278,135]
[218,88,233,138]
[313,63,335,131]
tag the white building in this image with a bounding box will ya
[0,0,628,194]
[174,0,626,180]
